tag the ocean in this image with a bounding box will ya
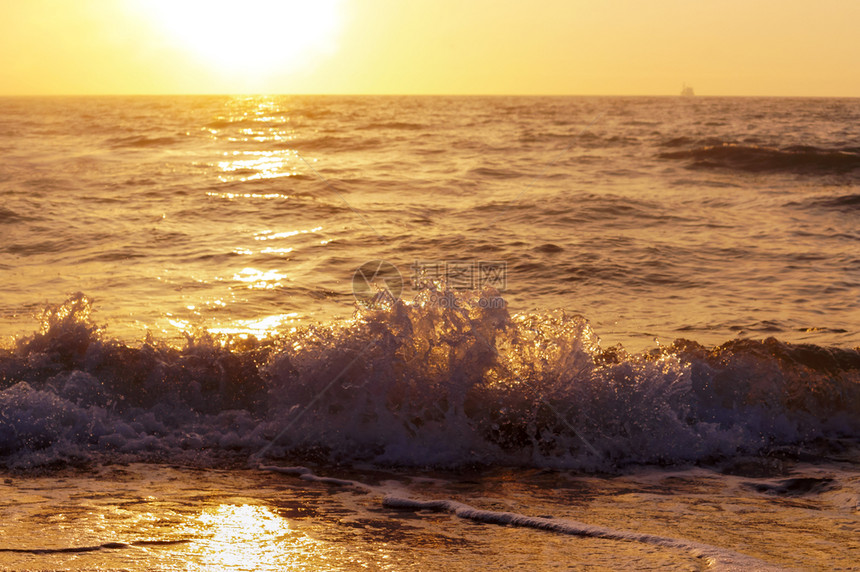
[0,95,858,570]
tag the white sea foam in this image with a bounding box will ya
[256,463,785,571]
[381,495,786,571]
[0,291,857,471]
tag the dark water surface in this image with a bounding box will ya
[2,96,857,348]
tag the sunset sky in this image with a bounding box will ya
[1,0,858,97]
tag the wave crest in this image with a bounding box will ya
[0,291,857,471]
[659,142,860,175]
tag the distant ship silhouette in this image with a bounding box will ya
[681,83,695,97]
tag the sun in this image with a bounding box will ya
[134,0,342,78]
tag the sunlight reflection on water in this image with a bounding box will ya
[216,150,300,182]
[231,268,287,289]
[181,504,325,571]
[207,313,299,339]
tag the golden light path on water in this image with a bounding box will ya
[153,97,335,344]
[231,268,288,290]
[207,313,300,338]
[161,98,330,343]
[254,227,324,242]
[162,95,331,344]
[180,504,325,571]
[158,135,331,342]
[215,150,301,182]
[167,313,300,341]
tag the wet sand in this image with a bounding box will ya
[1,462,857,570]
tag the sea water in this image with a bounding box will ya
[0,96,858,570]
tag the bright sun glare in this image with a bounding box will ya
[136,0,342,77]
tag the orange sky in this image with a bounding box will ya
[1,0,858,96]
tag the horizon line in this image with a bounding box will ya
[2,92,859,99]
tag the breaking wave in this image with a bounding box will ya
[0,291,857,471]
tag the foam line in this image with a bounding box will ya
[261,464,782,570]
[382,496,783,571]
[258,464,374,491]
